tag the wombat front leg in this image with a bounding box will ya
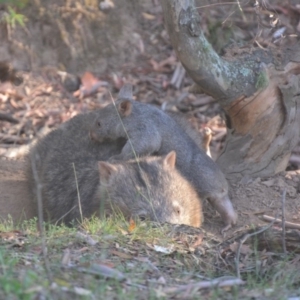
[110,133,162,161]
[209,194,237,234]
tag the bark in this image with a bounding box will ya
[161,0,300,180]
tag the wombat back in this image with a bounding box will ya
[27,113,202,227]
[27,112,126,224]
[89,84,237,230]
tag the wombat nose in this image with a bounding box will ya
[89,130,96,141]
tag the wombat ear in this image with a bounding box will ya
[163,151,177,169]
[118,100,132,117]
[98,161,118,181]
[118,83,133,100]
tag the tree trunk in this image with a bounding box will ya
[161,0,300,180]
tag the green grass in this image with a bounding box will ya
[0,217,299,299]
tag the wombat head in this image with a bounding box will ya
[97,151,203,227]
[202,169,237,229]
[89,84,135,143]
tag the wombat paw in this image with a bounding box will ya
[221,223,233,235]
[220,212,238,235]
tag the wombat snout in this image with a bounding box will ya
[89,129,103,142]
[89,130,95,141]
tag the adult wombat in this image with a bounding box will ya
[89,84,237,232]
[27,112,203,226]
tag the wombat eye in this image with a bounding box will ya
[97,121,101,128]
[139,215,146,221]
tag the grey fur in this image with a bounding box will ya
[89,85,237,230]
[27,112,202,227]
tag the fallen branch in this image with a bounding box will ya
[0,133,30,144]
[263,215,300,230]
[164,277,245,294]
[0,112,19,124]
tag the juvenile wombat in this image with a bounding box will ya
[27,112,203,227]
[89,84,237,232]
[99,151,202,226]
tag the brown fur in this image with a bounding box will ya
[0,153,203,228]
[24,113,203,227]
[98,152,203,227]
[89,84,237,231]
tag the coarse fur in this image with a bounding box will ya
[26,112,202,227]
[98,152,202,227]
[89,84,237,231]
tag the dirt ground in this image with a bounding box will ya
[0,0,300,238]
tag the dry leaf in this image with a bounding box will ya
[73,287,93,296]
[190,234,204,249]
[142,12,156,20]
[77,72,108,98]
[118,227,129,235]
[229,242,252,255]
[54,278,71,288]
[76,232,98,246]
[152,244,175,254]
[81,72,99,92]
[111,250,133,259]
[61,248,71,266]
[0,230,26,246]
[128,218,136,232]
[78,264,125,281]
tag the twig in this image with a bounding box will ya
[163,277,244,294]
[235,213,280,278]
[0,112,19,124]
[262,215,300,230]
[281,189,287,256]
[72,163,83,223]
[134,257,162,275]
[171,63,186,89]
[55,205,77,225]
[30,155,53,282]
[0,133,29,144]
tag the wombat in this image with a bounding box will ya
[89,84,237,232]
[166,111,204,151]
[98,151,202,226]
[27,112,203,227]
[167,111,212,157]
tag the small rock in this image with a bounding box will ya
[261,179,275,187]
[275,178,285,188]
[99,0,115,11]
[286,186,297,198]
